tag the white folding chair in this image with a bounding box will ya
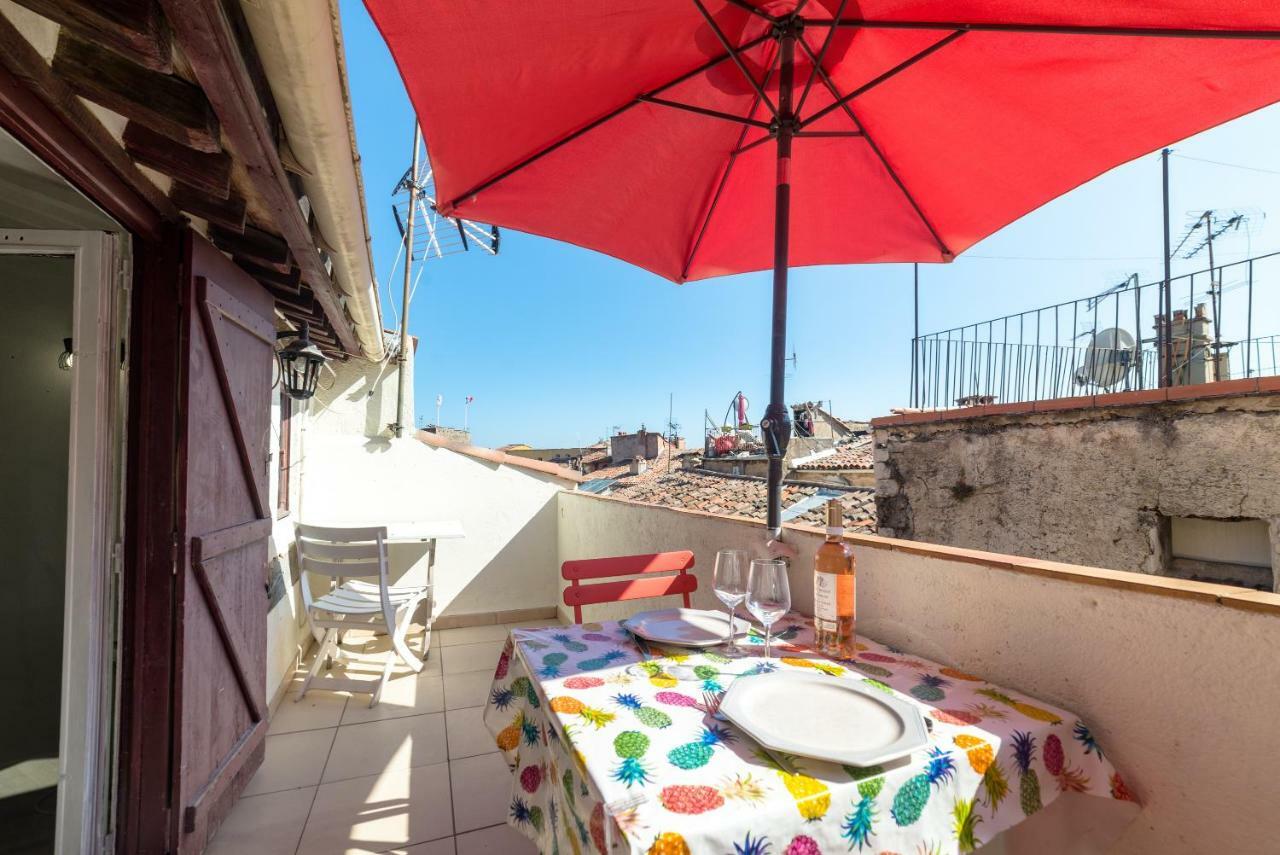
[294,524,430,707]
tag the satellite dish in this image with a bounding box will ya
[1075,328,1136,389]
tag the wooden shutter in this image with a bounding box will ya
[172,237,275,852]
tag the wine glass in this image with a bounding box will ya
[746,559,791,660]
[713,549,749,655]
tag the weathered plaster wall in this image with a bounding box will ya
[874,392,1280,590]
[558,494,1280,855]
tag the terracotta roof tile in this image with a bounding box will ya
[416,431,584,482]
[599,467,875,527]
[795,437,874,471]
[583,445,679,480]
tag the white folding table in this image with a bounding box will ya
[332,520,465,652]
[385,520,464,650]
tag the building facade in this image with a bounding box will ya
[873,382,1280,592]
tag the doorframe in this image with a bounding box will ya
[0,229,129,854]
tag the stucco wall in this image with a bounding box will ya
[264,390,307,702]
[874,392,1280,591]
[309,331,411,439]
[299,431,567,610]
[558,492,1280,855]
[262,331,574,703]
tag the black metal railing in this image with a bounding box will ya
[910,252,1280,408]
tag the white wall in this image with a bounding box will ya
[263,331,409,701]
[263,333,571,703]
[558,492,1280,855]
[298,432,566,615]
[264,389,307,703]
[0,255,74,774]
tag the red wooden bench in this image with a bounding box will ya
[561,551,697,624]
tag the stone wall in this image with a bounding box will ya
[873,386,1280,591]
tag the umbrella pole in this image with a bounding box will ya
[764,24,796,539]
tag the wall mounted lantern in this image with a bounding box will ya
[58,338,74,371]
[276,322,326,400]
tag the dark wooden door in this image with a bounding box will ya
[172,236,275,852]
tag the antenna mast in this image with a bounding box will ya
[393,124,422,438]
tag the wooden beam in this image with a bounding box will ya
[0,14,171,237]
[157,0,361,355]
[53,30,219,153]
[279,305,329,329]
[262,283,312,314]
[123,121,230,198]
[169,181,245,232]
[8,0,172,72]
[208,224,289,270]
[238,260,301,294]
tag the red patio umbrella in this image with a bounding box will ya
[365,0,1280,535]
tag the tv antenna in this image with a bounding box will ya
[666,393,680,473]
[783,349,798,380]
[1171,208,1259,365]
[392,151,500,264]
[1172,209,1251,262]
[390,127,500,437]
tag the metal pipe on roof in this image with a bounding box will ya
[239,0,385,361]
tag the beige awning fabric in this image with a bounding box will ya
[239,0,384,361]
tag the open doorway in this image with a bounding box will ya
[0,253,74,852]
[0,127,127,855]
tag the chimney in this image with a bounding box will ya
[630,456,648,476]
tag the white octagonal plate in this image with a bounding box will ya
[719,670,930,767]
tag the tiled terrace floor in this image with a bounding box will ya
[211,620,559,855]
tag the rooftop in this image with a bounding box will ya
[793,436,874,471]
[599,466,876,527]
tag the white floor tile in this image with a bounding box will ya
[436,625,510,647]
[441,641,504,676]
[207,786,315,855]
[454,823,538,855]
[445,707,497,759]
[443,671,496,711]
[341,674,445,725]
[392,837,456,855]
[296,762,454,855]
[504,619,561,630]
[242,728,335,797]
[449,753,512,834]
[323,714,447,784]
[342,635,443,678]
[270,680,348,734]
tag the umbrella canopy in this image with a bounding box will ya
[366,0,1280,532]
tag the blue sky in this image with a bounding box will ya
[341,0,1280,449]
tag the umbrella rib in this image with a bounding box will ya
[731,133,773,156]
[796,37,952,258]
[808,20,1280,40]
[799,29,965,129]
[682,47,782,280]
[639,95,774,129]
[794,0,851,118]
[723,0,777,23]
[691,0,778,118]
[444,33,772,211]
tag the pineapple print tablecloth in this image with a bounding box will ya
[483,616,1135,855]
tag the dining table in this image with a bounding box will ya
[482,613,1136,855]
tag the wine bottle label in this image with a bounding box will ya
[815,572,854,621]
